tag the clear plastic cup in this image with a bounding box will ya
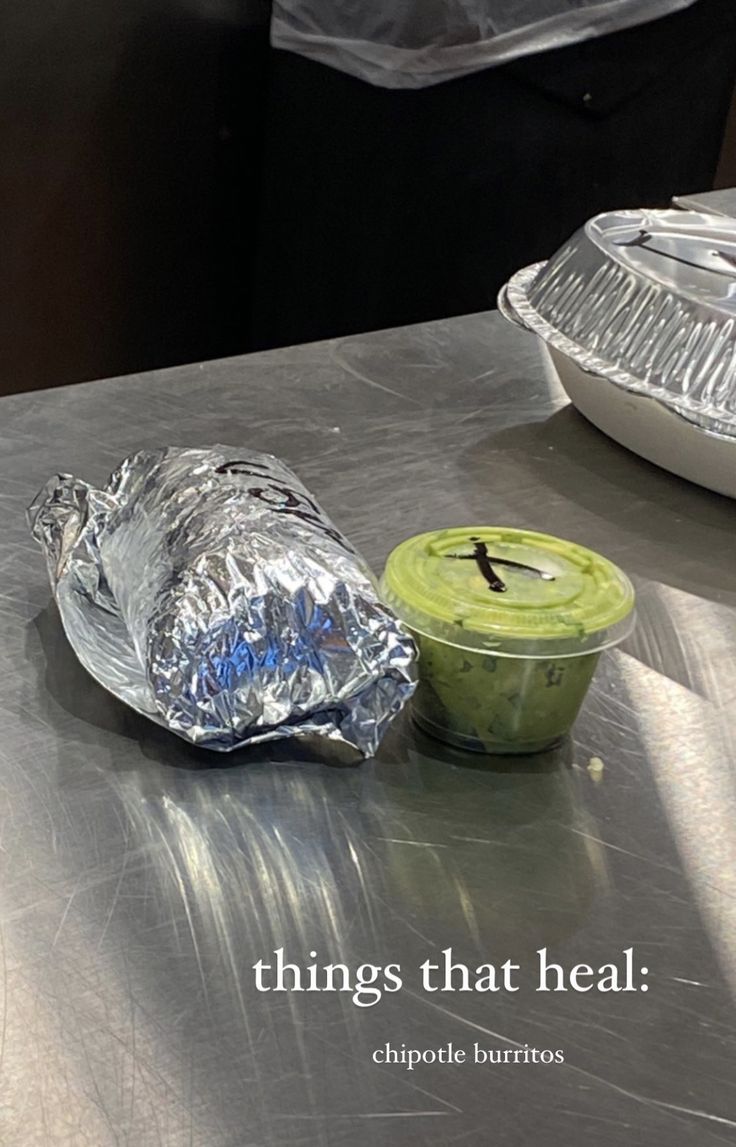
[380,527,635,754]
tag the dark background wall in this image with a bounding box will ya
[717,84,736,189]
[1,0,269,394]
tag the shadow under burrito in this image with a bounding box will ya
[30,601,147,745]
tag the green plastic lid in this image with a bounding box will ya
[381,527,635,658]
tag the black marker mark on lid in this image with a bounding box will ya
[615,230,736,280]
[447,539,555,594]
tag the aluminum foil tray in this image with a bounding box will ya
[499,209,736,439]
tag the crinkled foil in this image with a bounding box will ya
[28,447,417,756]
[499,209,736,439]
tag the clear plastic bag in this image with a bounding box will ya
[271,0,697,88]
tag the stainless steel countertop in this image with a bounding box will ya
[2,312,736,1145]
[673,187,736,217]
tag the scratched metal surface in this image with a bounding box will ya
[1,312,736,1146]
[673,187,736,217]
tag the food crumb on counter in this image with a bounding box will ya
[587,756,605,782]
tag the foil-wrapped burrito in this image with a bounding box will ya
[28,446,417,755]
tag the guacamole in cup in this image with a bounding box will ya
[380,528,635,754]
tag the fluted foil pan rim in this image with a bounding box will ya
[500,263,736,442]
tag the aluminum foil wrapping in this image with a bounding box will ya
[498,209,736,439]
[28,446,417,755]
